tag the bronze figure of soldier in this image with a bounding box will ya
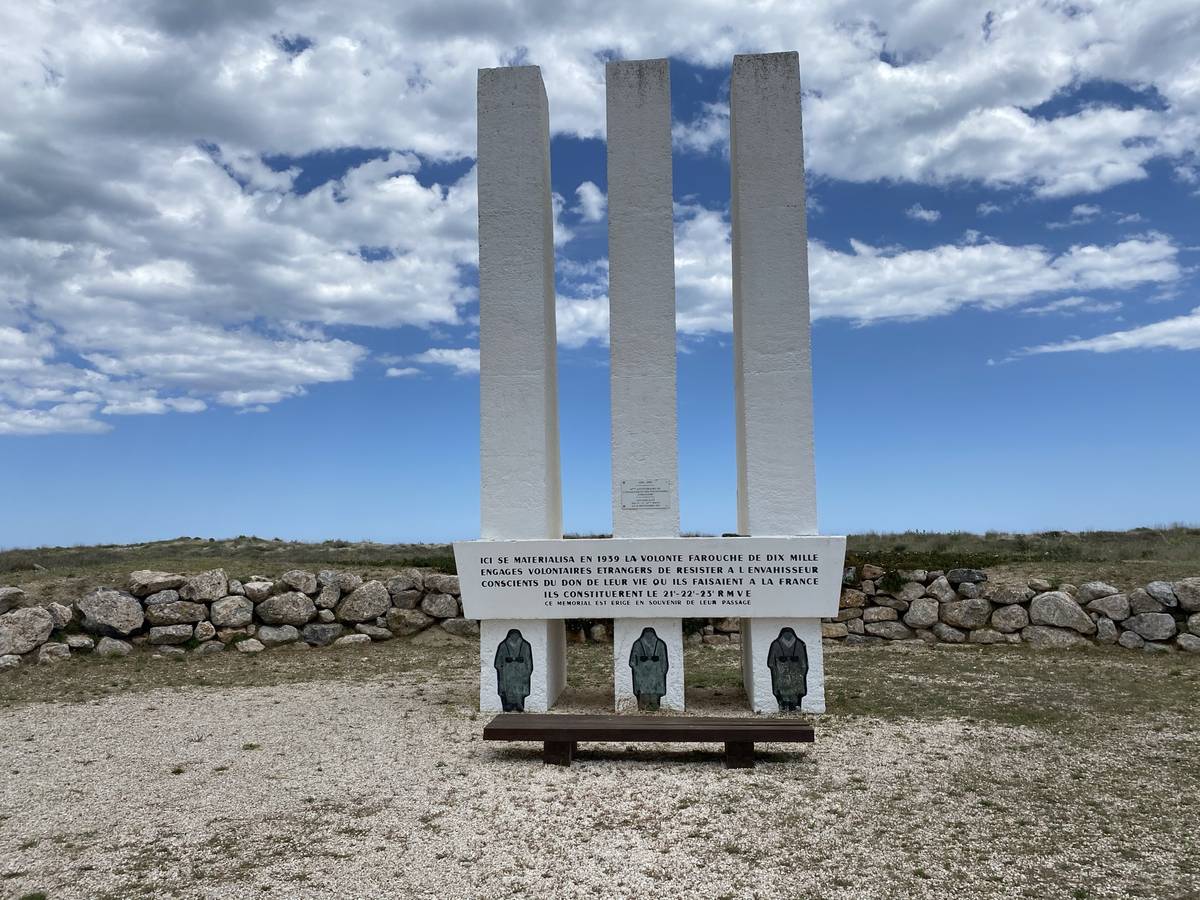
[494,628,533,712]
[628,626,669,710]
[767,626,809,712]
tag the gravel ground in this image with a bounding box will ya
[1,639,1197,899]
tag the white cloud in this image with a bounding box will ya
[1020,296,1123,316]
[977,202,1003,216]
[101,397,207,416]
[556,295,610,349]
[670,6,1200,198]
[813,234,1176,323]
[410,348,480,375]
[905,203,941,223]
[553,206,1182,346]
[676,206,1180,328]
[3,0,1199,432]
[1023,307,1200,354]
[0,402,110,437]
[551,192,574,248]
[1048,203,1104,229]
[385,367,421,378]
[672,102,728,155]
[574,181,607,223]
[0,144,475,433]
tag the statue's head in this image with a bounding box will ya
[506,628,522,641]
[779,626,797,641]
[640,626,657,640]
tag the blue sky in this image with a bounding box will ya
[2,2,1199,547]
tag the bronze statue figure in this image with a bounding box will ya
[628,626,669,710]
[494,628,533,712]
[767,626,808,711]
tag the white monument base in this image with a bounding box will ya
[741,617,825,715]
[479,619,566,713]
[613,617,684,712]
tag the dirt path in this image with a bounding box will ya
[1,641,1197,899]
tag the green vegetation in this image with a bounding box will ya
[4,525,1195,588]
[847,524,1200,586]
[0,535,458,581]
[0,639,429,709]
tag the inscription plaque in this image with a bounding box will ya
[620,478,672,510]
[454,535,846,619]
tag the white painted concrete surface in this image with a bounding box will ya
[730,51,815,538]
[606,58,679,539]
[476,65,564,711]
[730,52,826,714]
[480,618,565,713]
[613,617,685,713]
[605,59,684,710]
[742,618,826,714]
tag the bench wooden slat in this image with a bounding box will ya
[483,713,814,745]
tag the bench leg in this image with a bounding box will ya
[724,741,755,769]
[543,741,574,766]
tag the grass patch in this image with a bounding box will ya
[4,527,1198,605]
[0,637,436,708]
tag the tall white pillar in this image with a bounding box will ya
[606,59,684,712]
[476,65,565,713]
[730,52,824,714]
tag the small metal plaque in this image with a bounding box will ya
[620,478,671,510]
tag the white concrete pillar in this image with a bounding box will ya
[476,65,565,713]
[605,59,684,712]
[730,52,825,714]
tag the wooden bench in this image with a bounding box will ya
[483,714,814,768]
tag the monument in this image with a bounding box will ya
[606,59,685,713]
[460,52,844,717]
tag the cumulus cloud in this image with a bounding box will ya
[574,181,607,223]
[672,102,729,155]
[0,141,476,433]
[551,193,575,248]
[3,0,1199,431]
[1023,308,1200,354]
[410,348,480,375]
[905,203,941,223]
[552,206,1183,346]
[671,5,1200,198]
[1047,202,1104,229]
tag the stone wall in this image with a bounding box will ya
[0,567,473,670]
[821,567,1200,653]
[2,565,1199,671]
